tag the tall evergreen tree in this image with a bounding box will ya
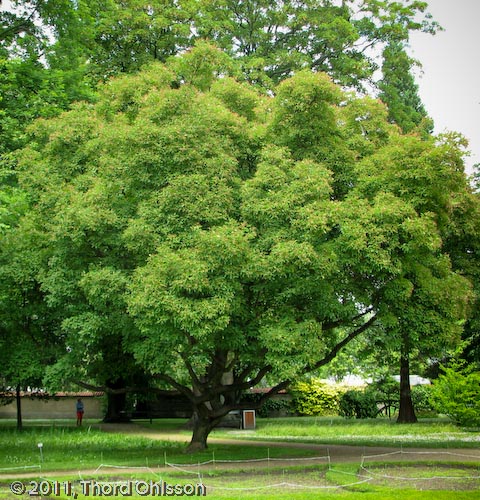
[378,41,433,136]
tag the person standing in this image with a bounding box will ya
[76,398,84,426]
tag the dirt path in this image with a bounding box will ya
[1,422,479,481]
[97,422,480,463]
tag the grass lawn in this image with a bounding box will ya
[144,415,480,448]
[0,421,322,472]
[0,418,478,499]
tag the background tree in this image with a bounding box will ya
[193,0,439,89]
[320,151,479,420]
[444,163,480,369]
[0,0,96,160]
[0,1,97,423]
[0,57,80,155]
[2,0,439,89]
[352,133,473,422]
[0,178,60,429]
[44,0,195,80]
[378,41,433,136]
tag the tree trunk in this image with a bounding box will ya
[397,349,417,423]
[186,408,220,452]
[16,385,23,431]
[103,380,130,423]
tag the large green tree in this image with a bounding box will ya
[15,46,471,449]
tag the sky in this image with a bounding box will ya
[409,0,480,175]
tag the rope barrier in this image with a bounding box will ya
[361,449,480,467]
[362,449,480,460]
[164,455,329,467]
[209,476,374,491]
[359,449,480,483]
[360,466,480,481]
[2,448,479,494]
[93,464,162,479]
[94,464,158,472]
[164,463,204,476]
[0,465,41,472]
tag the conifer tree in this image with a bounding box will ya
[378,41,433,136]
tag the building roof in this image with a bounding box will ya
[1,391,104,397]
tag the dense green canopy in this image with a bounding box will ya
[8,45,473,447]
[1,0,478,442]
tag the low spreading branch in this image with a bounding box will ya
[72,379,180,397]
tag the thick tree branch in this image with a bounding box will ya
[179,352,202,390]
[236,348,268,382]
[0,7,38,42]
[153,374,195,401]
[253,314,378,409]
[322,306,374,332]
[307,314,378,373]
[193,363,273,406]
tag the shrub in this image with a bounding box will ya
[257,398,292,417]
[290,380,343,416]
[367,378,437,418]
[339,389,378,419]
[431,366,480,427]
[240,392,292,417]
[367,377,399,406]
[411,384,436,416]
